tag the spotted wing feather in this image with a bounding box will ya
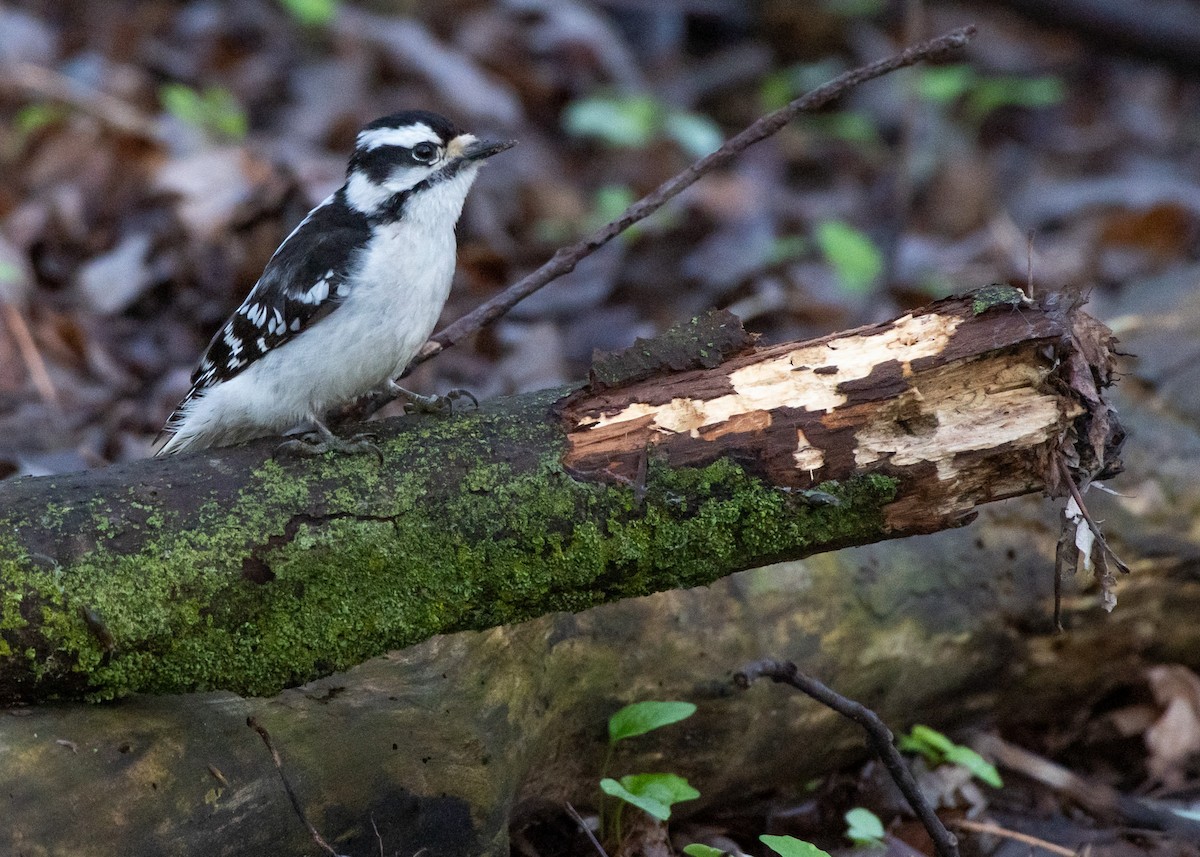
[167,198,371,423]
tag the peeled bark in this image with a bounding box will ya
[0,290,1120,705]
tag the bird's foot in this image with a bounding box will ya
[273,423,382,462]
[389,382,478,415]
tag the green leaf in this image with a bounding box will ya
[909,724,955,754]
[160,83,206,125]
[844,807,886,847]
[807,111,881,147]
[966,75,1064,122]
[813,220,882,294]
[759,834,832,857]
[608,701,696,743]
[14,103,67,135]
[663,111,722,158]
[160,84,248,140]
[279,0,339,26]
[759,71,794,111]
[202,87,248,140]
[915,65,976,103]
[587,184,637,232]
[944,745,1003,788]
[683,845,727,857]
[563,95,659,148]
[599,773,699,821]
[899,726,1003,788]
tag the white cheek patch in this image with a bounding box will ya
[356,124,437,150]
[345,171,393,212]
[384,166,432,193]
[345,168,431,213]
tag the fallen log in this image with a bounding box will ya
[0,289,1120,705]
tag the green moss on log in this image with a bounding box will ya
[0,391,897,702]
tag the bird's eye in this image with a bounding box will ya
[412,142,438,163]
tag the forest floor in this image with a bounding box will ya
[1,1,1199,855]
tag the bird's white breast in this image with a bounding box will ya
[161,163,483,451]
[239,164,481,417]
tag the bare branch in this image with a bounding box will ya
[419,26,974,363]
[735,659,960,857]
[247,717,345,857]
[348,26,976,420]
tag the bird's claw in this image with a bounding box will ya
[391,384,479,415]
[274,431,382,463]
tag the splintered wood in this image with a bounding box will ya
[559,293,1112,535]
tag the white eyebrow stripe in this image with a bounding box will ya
[356,124,438,150]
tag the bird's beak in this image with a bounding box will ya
[454,136,517,161]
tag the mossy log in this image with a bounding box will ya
[0,290,1120,705]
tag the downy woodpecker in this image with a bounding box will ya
[158,110,513,456]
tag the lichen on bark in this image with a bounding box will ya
[0,389,898,703]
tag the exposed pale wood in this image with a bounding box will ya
[560,293,1108,535]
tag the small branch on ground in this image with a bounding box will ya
[1,303,59,409]
[735,658,960,857]
[949,818,1075,857]
[346,25,976,421]
[370,816,384,857]
[972,732,1200,838]
[564,801,610,857]
[247,716,345,857]
[0,61,164,141]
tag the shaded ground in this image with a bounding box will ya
[2,1,1199,855]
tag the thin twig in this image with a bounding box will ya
[735,659,960,857]
[973,732,1200,838]
[1053,502,1074,632]
[564,801,610,857]
[0,61,164,141]
[950,818,1076,857]
[349,26,975,420]
[247,716,345,857]
[371,815,384,857]
[1,302,59,409]
[419,25,972,363]
[1057,455,1131,574]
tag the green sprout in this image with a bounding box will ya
[760,834,832,857]
[563,94,722,158]
[683,845,727,857]
[278,0,338,26]
[898,724,1003,788]
[916,64,1064,124]
[600,700,698,842]
[159,84,248,141]
[844,807,886,848]
[608,700,696,742]
[814,220,883,294]
[599,772,700,821]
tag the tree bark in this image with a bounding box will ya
[0,289,1121,705]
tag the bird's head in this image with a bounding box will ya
[343,110,514,218]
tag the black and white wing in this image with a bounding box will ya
[169,199,370,416]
